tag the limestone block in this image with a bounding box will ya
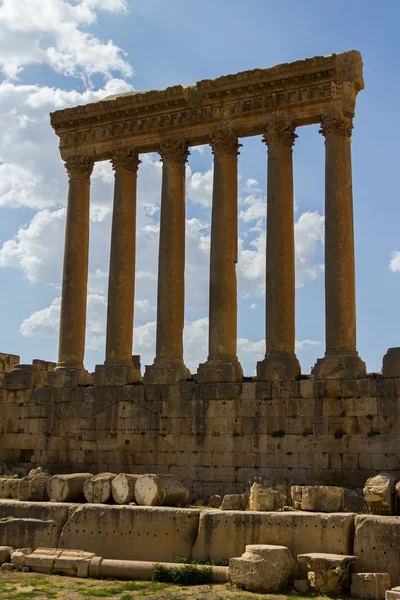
[0,353,20,373]
[111,474,140,504]
[18,472,50,502]
[221,493,248,511]
[24,548,63,574]
[208,495,222,508]
[58,504,200,562]
[3,364,45,390]
[0,478,20,499]
[0,562,16,571]
[53,549,97,576]
[48,473,93,502]
[344,488,367,513]
[134,474,189,507]
[11,548,32,570]
[192,510,354,564]
[298,553,356,595]
[354,515,400,586]
[363,473,395,514]
[249,483,287,511]
[83,473,117,504]
[0,501,70,549]
[291,485,303,510]
[301,486,344,512]
[386,588,400,600]
[351,573,391,600]
[0,546,12,565]
[382,348,400,378]
[230,544,296,593]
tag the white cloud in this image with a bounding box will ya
[389,251,400,272]
[239,193,266,223]
[186,166,213,208]
[0,0,132,81]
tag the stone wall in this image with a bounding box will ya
[1,359,400,495]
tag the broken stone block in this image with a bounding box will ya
[301,486,344,512]
[83,473,117,504]
[0,562,16,571]
[18,472,50,501]
[363,473,395,515]
[249,482,287,511]
[344,488,367,513]
[0,546,12,565]
[351,573,391,600]
[291,485,303,510]
[48,473,94,502]
[220,493,248,510]
[208,495,222,508]
[134,474,189,507]
[111,474,140,505]
[10,548,32,570]
[298,552,356,595]
[386,588,400,600]
[230,544,296,593]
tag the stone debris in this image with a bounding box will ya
[249,482,287,511]
[291,485,303,510]
[363,473,395,515]
[11,548,33,570]
[0,546,12,565]
[298,552,356,595]
[0,562,16,571]
[18,471,50,502]
[229,544,296,593]
[208,495,222,508]
[83,473,117,504]
[220,493,248,511]
[386,588,400,600]
[111,473,140,505]
[300,485,344,512]
[344,488,367,513]
[351,572,391,600]
[134,474,189,507]
[48,473,94,503]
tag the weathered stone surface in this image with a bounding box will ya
[363,473,395,514]
[249,482,287,511]
[344,488,366,513]
[220,493,248,511]
[291,485,303,510]
[18,472,50,502]
[83,473,117,504]
[0,546,12,565]
[48,473,93,502]
[208,495,222,508]
[0,501,69,549]
[386,588,400,600]
[58,504,200,562]
[230,544,296,593]
[293,579,309,593]
[192,510,354,564]
[298,552,356,595]
[111,473,140,505]
[11,548,32,570]
[354,515,400,586]
[0,562,16,571]
[301,486,344,512]
[351,573,391,600]
[134,474,189,507]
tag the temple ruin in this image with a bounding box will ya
[1,50,400,495]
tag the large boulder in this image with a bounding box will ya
[221,493,248,511]
[249,483,287,511]
[301,486,344,512]
[351,573,391,600]
[363,473,395,515]
[230,544,296,593]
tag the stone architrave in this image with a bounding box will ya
[95,148,142,386]
[312,113,366,379]
[144,139,191,385]
[55,155,94,384]
[197,129,243,383]
[257,120,300,381]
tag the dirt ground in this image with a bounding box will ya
[0,571,345,600]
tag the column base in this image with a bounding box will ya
[48,364,93,388]
[257,351,300,382]
[196,358,243,383]
[3,364,45,390]
[312,352,366,380]
[382,347,400,378]
[143,361,191,385]
[94,363,142,386]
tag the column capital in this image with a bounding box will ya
[320,113,353,138]
[64,155,94,181]
[111,148,141,173]
[159,139,189,164]
[262,120,297,148]
[210,129,241,156]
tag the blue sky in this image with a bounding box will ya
[0,0,399,375]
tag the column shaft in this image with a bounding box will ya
[144,139,190,384]
[313,113,366,379]
[257,120,300,381]
[57,156,93,372]
[197,129,242,383]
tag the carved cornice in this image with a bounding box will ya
[159,139,189,164]
[210,129,241,156]
[111,148,141,173]
[320,113,353,138]
[263,120,297,148]
[64,155,94,181]
[50,51,363,155]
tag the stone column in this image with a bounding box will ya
[197,129,243,383]
[144,139,190,384]
[257,120,300,381]
[313,112,366,379]
[95,148,142,386]
[56,155,93,384]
